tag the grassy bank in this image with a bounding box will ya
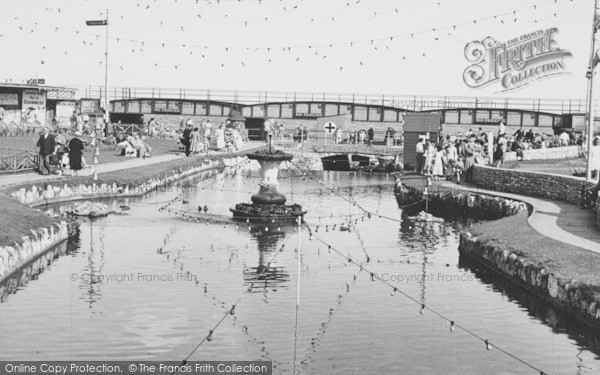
[0,135,179,166]
[470,212,600,289]
[3,146,263,195]
[0,195,58,246]
[0,145,266,248]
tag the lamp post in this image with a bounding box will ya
[586,0,599,181]
[86,10,109,124]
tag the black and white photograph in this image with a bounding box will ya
[0,0,600,374]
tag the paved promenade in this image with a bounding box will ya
[0,142,265,189]
[401,175,600,254]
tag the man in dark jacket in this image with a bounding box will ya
[36,127,56,174]
[181,123,193,156]
[367,126,374,146]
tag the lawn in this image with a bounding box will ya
[0,135,180,166]
[501,157,587,177]
[470,212,600,289]
[0,194,59,246]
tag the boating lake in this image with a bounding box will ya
[1,165,599,374]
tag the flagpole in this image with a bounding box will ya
[586,0,599,181]
[104,9,109,124]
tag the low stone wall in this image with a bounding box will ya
[460,232,600,330]
[1,155,247,284]
[504,145,581,161]
[394,181,527,219]
[471,165,594,206]
[0,221,72,282]
[10,156,247,207]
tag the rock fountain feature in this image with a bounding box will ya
[231,137,306,222]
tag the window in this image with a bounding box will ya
[459,110,473,124]
[507,111,521,126]
[538,114,553,127]
[181,101,194,115]
[325,104,338,116]
[280,103,293,118]
[354,106,367,121]
[196,103,207,116]
[310,103,323,116]
[368,107,381,122]
[295,103,309,114]
[475,110,490,123]
[383,109,398,122]
[267,104,280,118]
[522,113,536,127]
[126,101,140,113]
[141,100,152,114]
[253,105,265,118]
[209,104,222,116]
[241,106,251,117]
[339,105,352,115]
[444,110,459,124]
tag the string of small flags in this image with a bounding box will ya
[306,228,549,375]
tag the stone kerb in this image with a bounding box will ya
[0,221,69,282]
[471,164,594,206]
[459,232,600,330]
[9,156,246,207]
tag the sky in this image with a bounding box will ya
[0,0,595,100]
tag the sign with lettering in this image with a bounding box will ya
[463,28,572,92]
[56,101,77,127]
[80,99,102,115]
[21,90,46,126]
[296,112,322,118]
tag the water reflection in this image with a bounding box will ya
[244,227,291,292]
[0,240,72,303]
[459,249,600,357]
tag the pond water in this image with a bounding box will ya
[1,165,599,374]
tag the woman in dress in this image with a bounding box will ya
[190,127,202,155]
[215,125,226,150]
[431,144,446,179]
[68,131,85,176]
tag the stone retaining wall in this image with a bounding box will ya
[9,156,246,207]
[394,181,527,219]
[504,145,581,161]
[459,232,600,330]
[0,221,72,283]
[471,165,594,206]
[1,155,247,284]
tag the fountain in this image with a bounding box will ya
[230,136,306,222]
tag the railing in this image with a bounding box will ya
[0,122,45,136]
[248,128,400,146]
[0,148,40,174]
[68,85,599,115]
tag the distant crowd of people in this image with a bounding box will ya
[415,121,586,183]
[180,118,247,156]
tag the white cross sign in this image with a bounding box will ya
[324,121,337,134]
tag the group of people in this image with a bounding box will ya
[263,119,285,142]
[35,127,86,176]
[113,132,152,158]
[180,118,246,156]
[415,136,478,183]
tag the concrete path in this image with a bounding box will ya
[0,141,266,189]
[403,175,600,254]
